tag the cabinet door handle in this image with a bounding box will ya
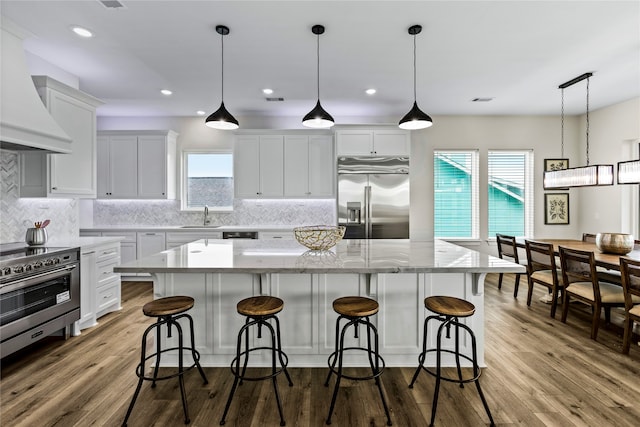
[82,251,95,256]
[52,187,57,190]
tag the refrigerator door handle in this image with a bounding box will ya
[365,185,372,238]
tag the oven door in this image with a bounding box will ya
[0,263,80,342]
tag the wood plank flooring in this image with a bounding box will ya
[1,274,639,426]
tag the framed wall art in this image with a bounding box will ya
[544,193,569,225]
[544,158,569,172]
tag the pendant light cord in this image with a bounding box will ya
[316,32,320,100]
[585,76,590,166]
[220,31,225,101]
[560,88,565,158]
[413,32,417,102]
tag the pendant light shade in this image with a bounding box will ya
[399,25,433,130]
[205,25,239,130]
[617,159,640,184]
[543,73,614,189]
[302,25,334,128]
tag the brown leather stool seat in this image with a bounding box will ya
[409,295,494,427]
[324,296,392,426]
[220,296,292,426]
[123,296,208,426]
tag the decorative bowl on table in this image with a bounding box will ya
[595,232,635,255]
[294,225,346,251]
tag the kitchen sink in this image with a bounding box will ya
[180,225,221,228]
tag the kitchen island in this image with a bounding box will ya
[114,239,524,367]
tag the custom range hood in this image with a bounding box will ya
[0,19,72,153]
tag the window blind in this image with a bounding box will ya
[434,150,479,238]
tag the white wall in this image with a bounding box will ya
[575,97,640,235]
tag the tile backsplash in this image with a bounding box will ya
[91,198,336,227]
[0,150,79,244]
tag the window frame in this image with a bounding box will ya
[180,149,234,212]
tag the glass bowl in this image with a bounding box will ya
[294,225,346,251]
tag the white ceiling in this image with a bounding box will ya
[1,0,639,120]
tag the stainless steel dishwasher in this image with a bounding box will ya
[222,231,259,239]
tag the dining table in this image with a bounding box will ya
[515,238,640,272]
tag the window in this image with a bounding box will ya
[488,150,534,238]
[434,150,479,239]
[181,151,233,211]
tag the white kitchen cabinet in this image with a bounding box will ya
[97,130,177,199]
[284,135,334,197]
[101,231,137,264]
[79,249,98,330]
[259,231,294,240]
[19,76,103,198]
[136,232,166,259]
[97,135,138,198]
[166,231,223,249]
[77,241,121,331]
[234,135,283,198]
[336,128,410,156]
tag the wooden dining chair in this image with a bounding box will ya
[496,234,527,298]
[581,233,597,243]
[525,240,564,318]
[619,257,640,354]
[559,246,627,340]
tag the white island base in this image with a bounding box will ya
[114,239,524,368]
[152,270,487,368]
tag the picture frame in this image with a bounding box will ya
[544,193,569,225]
[544,158,569,172]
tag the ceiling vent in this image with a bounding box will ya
[472,97,494,102]
[98,0,126,9]
[266,97,284,102]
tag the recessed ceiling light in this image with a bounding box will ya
[263,88,274,95]
[196,110,206,116]
[160,89,173,96]
[70,26,93,38]
[365,88,377,95]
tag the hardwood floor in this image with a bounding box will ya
[2,274,639,426]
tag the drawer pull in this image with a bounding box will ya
[103,293,113,299]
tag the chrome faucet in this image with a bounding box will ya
[204,204,210,226]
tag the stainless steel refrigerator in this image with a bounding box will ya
[337,156,410,239]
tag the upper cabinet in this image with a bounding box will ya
[234,135,284,198]
[336,128,410,156]
[97,130,177,199]
[19,76,103,198]
[234,132,334,199]
[284,135,334,197]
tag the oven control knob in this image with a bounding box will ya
[32,261,43,269]
[1,267,11,275]
[53,258,60,265]
[44,259,54,266]
[24,264,32,272]
[12,265,24,274]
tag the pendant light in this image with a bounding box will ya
[618,159,640,184]
[205,25,239,130]
[302,25,334,128]
[399,25,433,130]
[543,73,613,188]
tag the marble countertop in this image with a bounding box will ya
[114,239,525,274]
[81,225,296,232]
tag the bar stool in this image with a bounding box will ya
[324,296,392,426]
[122,296,208,426]
[219,296,293,426]
[409,296,494,427]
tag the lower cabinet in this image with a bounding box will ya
[78,241,122,331]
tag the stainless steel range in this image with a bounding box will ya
[0,243,80,358]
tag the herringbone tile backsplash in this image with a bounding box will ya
[1,151,78,244]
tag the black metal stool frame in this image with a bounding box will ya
[409,313,495,427]
[324,314,392,426]
[122,312,208,426]
[219,313,293,426]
